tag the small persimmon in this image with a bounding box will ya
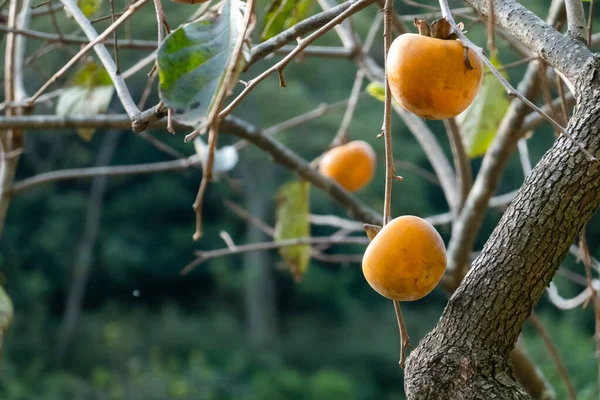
[386,18,483,120]
[362,216,446,301]
[319,140,376,192]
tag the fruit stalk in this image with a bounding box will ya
[382,0,410,369]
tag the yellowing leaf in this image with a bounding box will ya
[366,81,385,102]
[56,60,114,141]
[274,180,311,281]
[0,285,13,333]
[77,0,103,17]
[261,0,313,41]
[456,53,510,158]
[0,284,13,359]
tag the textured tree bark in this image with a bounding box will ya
[404,55,600,398]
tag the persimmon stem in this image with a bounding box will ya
[382,0,395,224]
[384,0,409,369]
[393,299,410,368]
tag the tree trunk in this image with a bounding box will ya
[404,58,600,398]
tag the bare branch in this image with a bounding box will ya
[447,60,540,287]
[246,0,376,70]
[180,236,369,275]
[218,0,376,120]
[0,0,27,238]
[465,0,593,85]
[441,0,596,162]
[191,0,256,241]
[331,68,364,147]
[528,314,577,400]
[443,118,472,214]
[0,25,158,49]
[565,0,588,43]
[52,0,145,119]
[11,156,199,195]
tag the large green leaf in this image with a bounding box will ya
[56,60,114,141]
[157,0,249,129]
[456,54,510,158]
[274,180,311,281]
[261,0,313,41]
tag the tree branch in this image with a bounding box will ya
[245,0,376,70]
[52,0,144,120]
[565,0,588,43]
[181,236,369,275]
[218,0,376,120]
[465,0,593,86]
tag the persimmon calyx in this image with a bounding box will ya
[364,224,382,242]
[413,18,473,71]
[413,18,464,40]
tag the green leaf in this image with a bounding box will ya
[56,60,114,141]
[366,81,385,102]
[157,0,250,129]
[261,0,313,41]
[456,53,510,158]
[274,180,311,281]
[77,0,103,17]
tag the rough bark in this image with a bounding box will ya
[404,56,600,398]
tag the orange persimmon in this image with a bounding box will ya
[386,18,483,120]
[318,140,376,192]
[362,216,447,301]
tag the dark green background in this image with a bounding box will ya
[1,0,599,398]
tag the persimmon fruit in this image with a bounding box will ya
[319,140,376,192]
[386,18,483,120]
[362,216,446,301]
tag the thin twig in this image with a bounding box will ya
[537,59,559,136]
[109,0,119,73]
[383,0,408,369]
[528,314,577,400]
[382,0,396,223]
[218,0,376,120]
[443,118,472,214]
[517,139,532,177]
[25,0,147,113]
[331,69,365,147]
[555,72,570,125]
[395,160,440,186]
[191,0,256,240]
[224,200,275,236]
[10,156,199,195]
[0,0,25,238]
[181,236,369,275]
[579,229,600,395]
[393,300,410,369]
[486,0,495,52]
[588,0,595,46]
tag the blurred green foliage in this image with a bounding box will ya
[0,0,599,399]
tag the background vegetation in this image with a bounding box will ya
[1,0,599,398]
